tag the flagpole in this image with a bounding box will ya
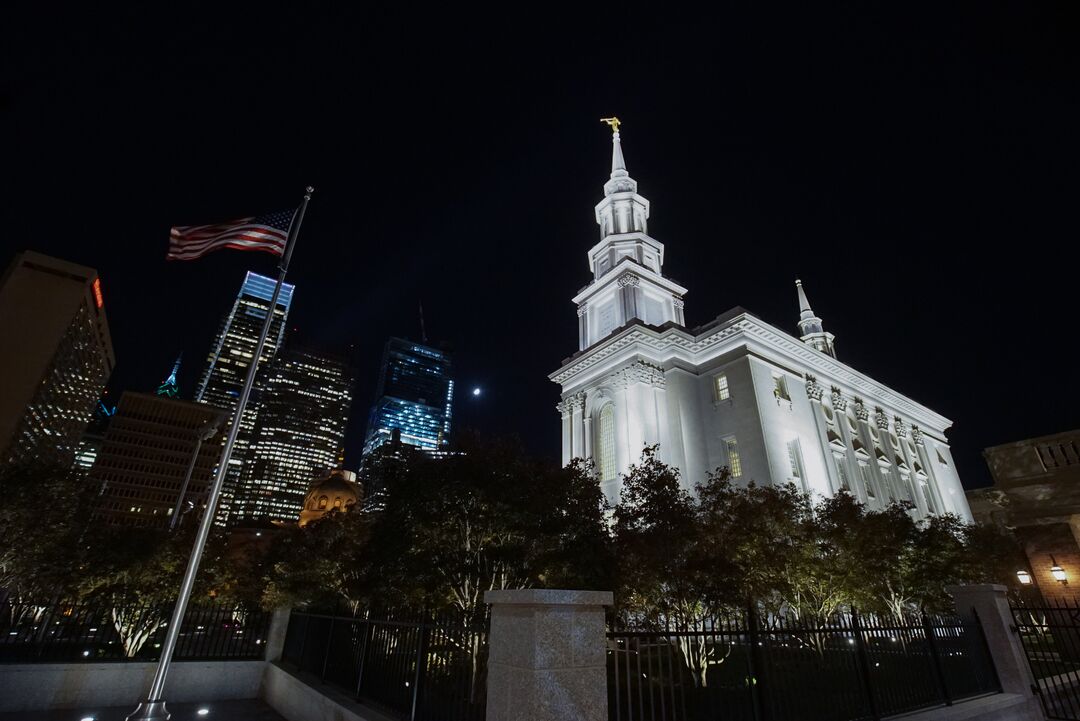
[127,186,314,721]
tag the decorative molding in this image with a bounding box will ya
[576,304,588,317]
[854,398,869,422]
[623,359,666,389]
[874,407,890,431]
[911,425,924,446]
[617,273,641,288]
[548,313,952,432]
[555,400,570,417]
[830,386,847,412]
[894,416,907,438]
[805,374,824,403]
[570,391,587,411]
[672,296,685,309]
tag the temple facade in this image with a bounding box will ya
[550,122,971,521]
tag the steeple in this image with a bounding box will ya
[573,119,688,350]
[795,279,836,358]
[156,354,182,398]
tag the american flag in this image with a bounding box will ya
[167,209,295,261]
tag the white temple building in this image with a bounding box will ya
[550,121,972,521]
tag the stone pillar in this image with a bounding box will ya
[947,584,1036,697]
[262,607,292,663]
[484,589,612,721]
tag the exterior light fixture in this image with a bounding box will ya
[1051,556,1069,585]
[197,709,210,716]
[1016,570,1033,585]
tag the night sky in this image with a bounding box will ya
[3,6,1077,488]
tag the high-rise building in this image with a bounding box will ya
[195,271,294,523]
[0,251,116,467]
[72,400,115,474]
[91,391,226,527]
[362,338,454,456]
[232,347,355,525]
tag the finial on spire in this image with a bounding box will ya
[600,116,621,134]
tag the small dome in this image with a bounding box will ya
[298,469,362,526]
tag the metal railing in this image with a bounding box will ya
[281,606,488,721]
[1011,597,1080,720]
[0,601,270,662]
[607,608,1000,721]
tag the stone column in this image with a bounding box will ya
[557,401,572,466]
[947,584,1036,698]
[484,589,612,721]
[262,607,292,662]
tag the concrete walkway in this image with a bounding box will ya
[0,699,287,721]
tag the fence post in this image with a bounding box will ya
[320,615,336,681]
[409,612,431,721]
[746,604,767,721]
[850,608,881,720]
[946,584,1038,700]
[354,616,373,700]
[921,613,953,706]
[484,589,612,721]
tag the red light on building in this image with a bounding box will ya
[92,278,104,308]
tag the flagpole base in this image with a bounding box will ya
[126,700,171,721]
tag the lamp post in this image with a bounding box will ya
[169,419,221,532]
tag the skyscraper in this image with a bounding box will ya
[195,271,294,523]
[91,392,226,527]
[362,338,454,456]
[232,346,355,525]
[0,251,115,467]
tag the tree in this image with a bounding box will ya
[266,434,611,620]
[0,462,96,604]
[76,524,229,657]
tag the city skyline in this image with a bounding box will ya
[3,7,1077,488]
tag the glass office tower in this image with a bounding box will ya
[195,271,294,523]
[233,347,354,524]
[362,338,454,456]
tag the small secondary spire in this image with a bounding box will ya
[794,279,837,359]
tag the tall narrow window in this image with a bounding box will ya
[860,463,877,502]
[598,404,616,482]
[920,480,938,514]
[786,439,803,479]
[773,375,790,401]
[714,374,730,401]
[725,437,742,477]
[834,454,850,491]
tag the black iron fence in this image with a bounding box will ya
[0,601,270,663]
[281,606,488,721]
[1011,598,1080,720]
[608,608,1000,721]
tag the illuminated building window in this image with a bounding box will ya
[725,437,742,478]
[773,375,790,402]
[597,404,616,481]
[317,496,328,510]
[714,374,730,401]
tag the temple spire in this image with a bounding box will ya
[795,279,837,358]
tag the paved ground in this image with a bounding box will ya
[0,699,287,721]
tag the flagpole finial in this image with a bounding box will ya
[305,186,315,195]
